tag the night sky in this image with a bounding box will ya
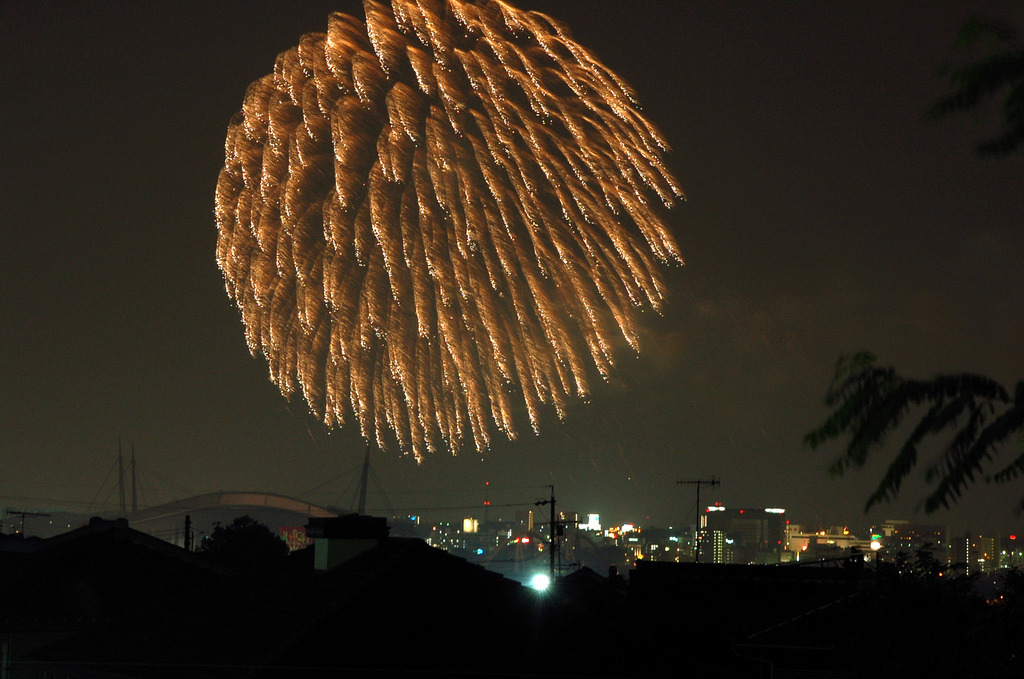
[2,1,1022,535]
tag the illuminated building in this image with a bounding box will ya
[626,533,643,560]
[709,529,727,564]
[702,506,787,564]
[954,532,1000,574]
[785,525,875,562]
[515,509,535,532]
[640,527,690,563]
[1001,535,1024,568]
[975,534,998,572]
[426,521,469,553]
[579,514,601,532]
[877,520,948,564]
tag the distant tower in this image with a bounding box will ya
[483,480,491,527]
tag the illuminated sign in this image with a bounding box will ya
[280,526,313,552]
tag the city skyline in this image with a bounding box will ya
[6,474,1022,550]
[2,1,1023,539]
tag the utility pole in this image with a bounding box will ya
[677,477,720,563]
[535,486,555,581]
[358,445,370,515]
[184,514,192,552]
[7,510,50,535]
[130,443,138,513]
[117,439,126,518]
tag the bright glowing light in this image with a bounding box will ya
[214,0,683,460]
[530,574,551,591]
[764,508,785,514]
[870,540,882,551]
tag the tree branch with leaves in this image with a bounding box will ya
[929,16,1024,155]
[806,13,1024,513]
[805,353,1024,513]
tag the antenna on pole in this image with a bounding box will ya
[7,510,51,535]
[677,476,720,563]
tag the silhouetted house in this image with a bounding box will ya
[258,516,641,677]
[1,517,226,677]
[8,516,1014,678]
[2,516,646,678]
[306,513,390,569]
[627,558,871,678]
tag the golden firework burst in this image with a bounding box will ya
[215,0,683,460]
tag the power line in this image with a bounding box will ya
[0,494,120,509]
[371,501,535,513]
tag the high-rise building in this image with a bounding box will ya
[515,509,535,532]
[975,534,999,573]
[702,506,787,564]
[953,532,1001,574]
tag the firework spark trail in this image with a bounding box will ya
[215,0,683,460]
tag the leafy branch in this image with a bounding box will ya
[805,353,1024,512]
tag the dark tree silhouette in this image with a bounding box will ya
[198,515,289,570]
[807,15,1024,513]
[806,353,1024,512]
[929,16,1024,155]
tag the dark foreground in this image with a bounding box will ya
[2,518,1022,678]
